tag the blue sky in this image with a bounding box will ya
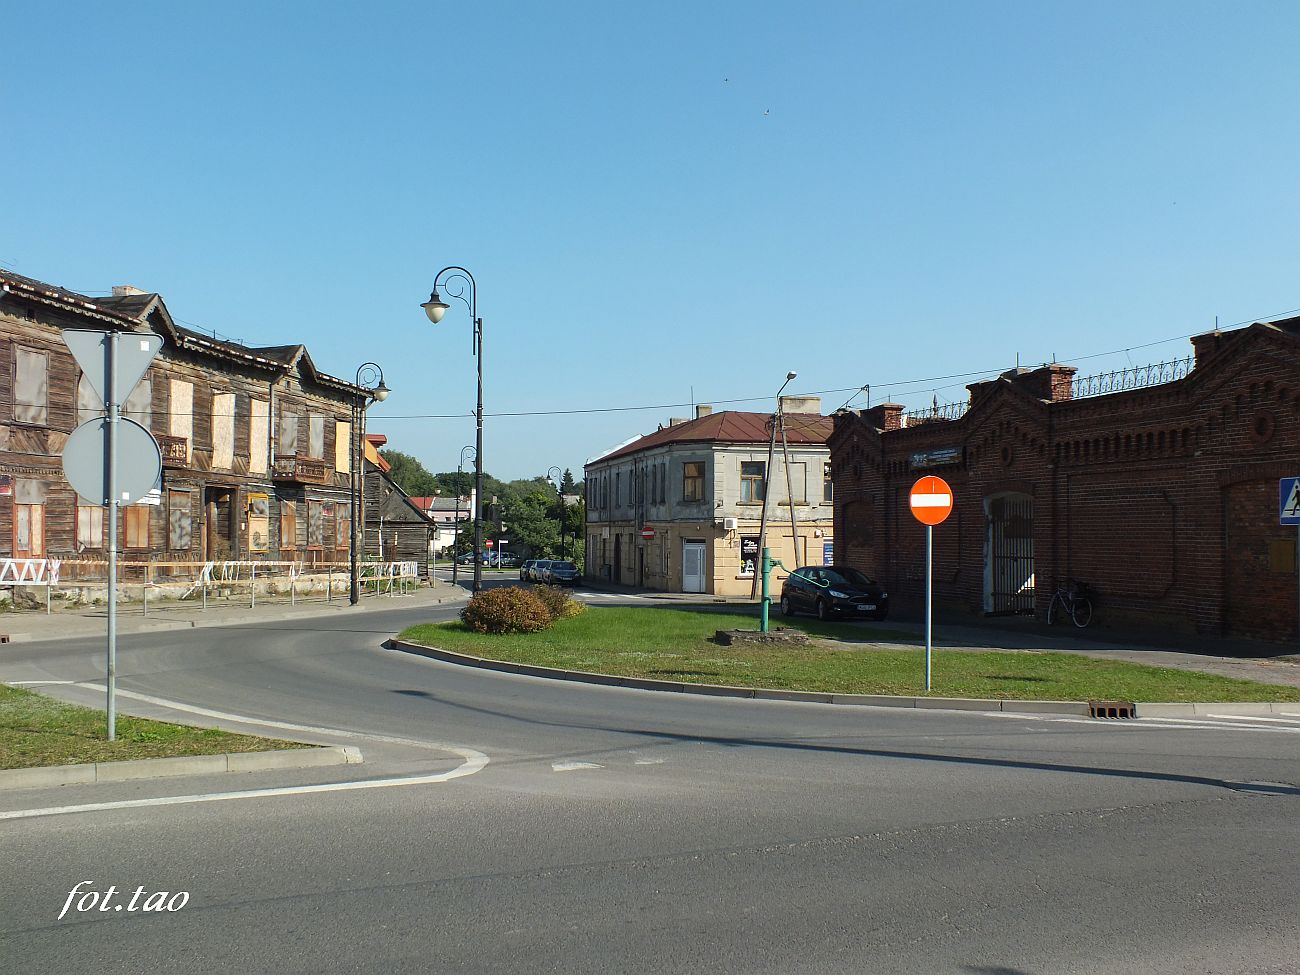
[5,1,1299,481]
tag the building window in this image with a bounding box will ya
[307,499,324,548]
[683,461,705,502]
[212,393,236,470]
[249,399,270,474]
[336,506,351,551]
[77,373,102,426]
[124,378,152,431]
[248,493,270,553]
[741,461,765,503]
[77,504,105,551]
[13,504,45,557]
[280,500,297,552]
[659,463,667,503]
[169,380,193,461]
[124,505,150,550]
[13,347,48,425]
[615,472,621,508]
[308,415,325,460]
[335,420,351,473]
[278,410,299,456]
[824,462,834,503]
[168,490,193,550]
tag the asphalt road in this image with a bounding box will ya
[2,596,1298,975]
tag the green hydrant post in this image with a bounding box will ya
[760,548,787,633]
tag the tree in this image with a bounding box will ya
[561,468,576,493]
[379,450,439,497]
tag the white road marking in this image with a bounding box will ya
[0,682,490,822]
[551,761,604,772]
[634,758,666,765]
[1204,713,1300,724]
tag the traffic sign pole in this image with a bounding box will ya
[909,475,953,694]
[106,331,118,741]
[925,524,932,691]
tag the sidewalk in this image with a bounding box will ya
[0,580,469,645]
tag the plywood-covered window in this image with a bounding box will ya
[13,347,48,425]
[124,378,152,431]
[278,410,299,456]
[308,415,325,460]
[280,500,297,552]
[168,490,193,551]
[77,373,103,426]
[336,506,351,551]
[77,504,105,550]
[212,393,236,470]
[335,420,351,473]
[247,493,270,553]
[307,499,324,548]
[14,491,45,558]
[169,380,193,460]
[124,505,150,549]
[249,400,269,474]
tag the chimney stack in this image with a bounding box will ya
[779,395,822,414]
[695,404,714,419]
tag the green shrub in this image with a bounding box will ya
[532,585,586,621]
[460,586,552,634]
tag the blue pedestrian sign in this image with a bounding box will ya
[1281,478,1300,525]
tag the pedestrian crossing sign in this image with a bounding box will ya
[1281,478,1300,525]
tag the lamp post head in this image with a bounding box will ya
[786,371,798,381]
[373,380,391,403]
[422,290,450,324]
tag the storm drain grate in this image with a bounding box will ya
[1089,699,1135,719]
[0,635,9,644]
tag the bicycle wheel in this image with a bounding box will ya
[1047,593,1061,625]
[1070,596,1093,628]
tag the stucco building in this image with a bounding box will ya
[584,399,833,595]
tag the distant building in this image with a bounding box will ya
[360,434,433,571]
[409,494,474,555]
[583,399,834,595]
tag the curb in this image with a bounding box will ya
[0,745,362,790]
[388,639,1299,718]
[388,639,1099,715]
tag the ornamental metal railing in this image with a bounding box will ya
[903,400,968,426]
[1070,356,1193,399]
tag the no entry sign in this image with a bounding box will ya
[909,475,954,526]
[641,526,655,540]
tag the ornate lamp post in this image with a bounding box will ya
[547,465,566,560]
[422,267,485,593]
[452,444,475,587]
[351,362,390,605]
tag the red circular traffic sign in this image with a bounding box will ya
[909,475,954,526]
[484,539,494,548]
[640,526,655,540]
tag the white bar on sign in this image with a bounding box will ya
[910,494,952,507]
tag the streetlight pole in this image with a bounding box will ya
[423,267,484,593]
[452,444,475,587]
[350,363,390,605]
[751,371,797,601]
[547,466,565,560]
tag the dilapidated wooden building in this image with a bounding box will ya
[0,270,376,571]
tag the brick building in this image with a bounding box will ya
[828,318,1300,643]
[0,269,375,571]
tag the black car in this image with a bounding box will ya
[779,566,888,621]
[545,560,580,586]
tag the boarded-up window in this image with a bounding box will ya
[14,348,48,425]
[212,393,236,469]
[77,505,105,550]
[278,410,299,456]
[124,505,150,549]
[249,399,269,474]
[336,506,351,550]
[168,490,193,550]
[14,504,45,557]
[248,493,270,552]
[169,380,193,461]
[77,373,103,425]
[307,500,324,547]
[280,500,297,551]
[335,420,351,473]
[308,415,325,459]
[124,378,152,430]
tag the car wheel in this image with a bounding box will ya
[872,611,888,622]
[780,595,795,617]
[816,598,831,622]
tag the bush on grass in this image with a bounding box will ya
[460,586,552,634]
[532,585,586,621]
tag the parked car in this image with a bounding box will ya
[454,551,481,565]
[545,560,580,586]
[496,554,520,568]
[779,566,888,621]
[530,560,555,583]
[520,559,538,580]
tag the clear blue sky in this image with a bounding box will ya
[5,1,1299,481]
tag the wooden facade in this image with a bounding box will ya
[0,271,370,573]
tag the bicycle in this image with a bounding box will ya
[1047,580,1094,628]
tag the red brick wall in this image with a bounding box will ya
[830,324,1300,643]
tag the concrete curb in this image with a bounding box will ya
[388,639,1097,715]
[1134,701,1299,717]
[0,745,361,790]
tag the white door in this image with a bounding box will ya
[682,541,706,593]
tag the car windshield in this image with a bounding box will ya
[553,562,576,570]
[823,567,875,588]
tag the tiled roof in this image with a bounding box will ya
[597,410,832,464]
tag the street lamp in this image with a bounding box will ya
[547,465,566,560]
[452,444,475,587]
[751,371,797,600]
[351,362,390,605]
[422,266,484,592]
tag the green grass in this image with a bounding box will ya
[399,606,1300,703]
[0,684,306,770]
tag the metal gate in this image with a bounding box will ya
[987,495,1034,615]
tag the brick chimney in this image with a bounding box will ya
[860,403,904,432]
